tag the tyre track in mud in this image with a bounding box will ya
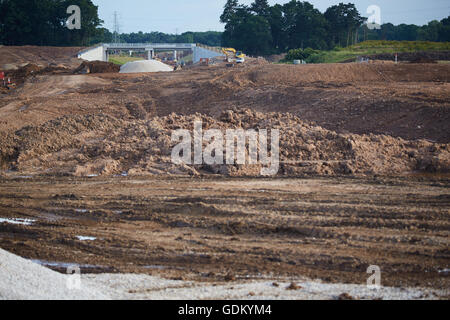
[0,176,448,291]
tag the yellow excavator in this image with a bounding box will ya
[221,48,245,64]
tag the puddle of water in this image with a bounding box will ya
[31,260,101,269]
[38,212,63,222]
[76,236,96,241]
[0,218,35,226]
[143,265,184,270]
[113,172,128,177]
[87,174,99,177]
[438,268,449,275]
[75,209,88,213]
[113,210,123,214]
[144,265,167,270]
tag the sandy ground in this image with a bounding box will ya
[0,248,445,300]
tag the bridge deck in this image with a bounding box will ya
[104,43,196,50]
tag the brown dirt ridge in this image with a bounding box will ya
[0,109,448,177]
[0,53,449,177]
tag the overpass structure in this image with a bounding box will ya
[77,43,224,64]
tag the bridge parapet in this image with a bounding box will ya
[105,43,196,50]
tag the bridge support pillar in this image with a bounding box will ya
[173,50,177,61]
[147,49,154,60]
[102,46,108,62]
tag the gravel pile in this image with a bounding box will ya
[0,249,443,300]
[0,248,108,300]
[120,60,173,73]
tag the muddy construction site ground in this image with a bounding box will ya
[0,47,449,296]
[0,176,449,293]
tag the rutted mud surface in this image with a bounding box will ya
[0,176,448,292]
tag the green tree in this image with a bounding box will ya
[58,0,103,46]
[222,6,272,56]
[0,0,54,45]
[395,24,419,41]
[267,4,286,52]
[283,1,329,50]
[0,0,103,46]
[418,20,442,42]
[178,32,195,43]
[438,16,450,42]
[324,3,365,47]
[250,0,270,18]
[379,23,396,40]
[220,0,240,24]
[285,47,318,61]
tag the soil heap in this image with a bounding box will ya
[0,109,448,177]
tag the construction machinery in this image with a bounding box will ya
[221,48,245,64]
[0,72,14,90]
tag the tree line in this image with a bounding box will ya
[368,19,450,43]
[0,0,222,47]
[1,0,448,52]
[221,0,450,56]
[0,0,104,46]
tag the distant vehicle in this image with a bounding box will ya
[222,48,246,63]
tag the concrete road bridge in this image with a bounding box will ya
[77,43,224,64]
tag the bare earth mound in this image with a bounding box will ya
[73,61,120,74]
[0,109,450,176]
[0,109,448,177]
[1,61,449,141]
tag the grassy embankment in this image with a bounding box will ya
[282,40,450,64]
[108,55,144,65]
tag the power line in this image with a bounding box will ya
[113,11,121,43]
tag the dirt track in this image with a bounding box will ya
[0,45,83,69]
[0,176,448,293]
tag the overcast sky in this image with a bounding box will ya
[91,0,450,34]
